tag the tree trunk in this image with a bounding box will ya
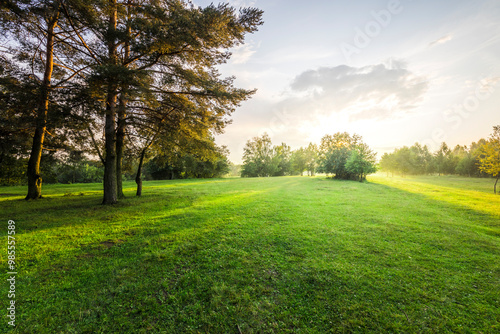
[102,0,118,205]
[116,19,130,199]
[495,175,499,195]
[26,14,59,200]
[103,86,118,204]
[135,148,146,196]
[116,94,127,199]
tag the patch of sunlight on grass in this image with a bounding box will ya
[369,174,500,219]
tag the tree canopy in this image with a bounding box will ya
[0,0,263,203]
[317,132,377,181]
[478,126,500,194]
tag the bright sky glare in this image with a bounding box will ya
[196,0,500,163]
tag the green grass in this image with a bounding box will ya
[1,175,499,333]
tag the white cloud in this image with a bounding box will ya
[230,42,257,64]
[428,34,453,48]
[230,0,257,7]
[285,59,429,121]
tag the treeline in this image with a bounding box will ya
[0,1,263,203]
[380,126,500,193]
[241,132,377,181]
[0,139,230,186]
[380,141,486,177]
[241,134,317,177]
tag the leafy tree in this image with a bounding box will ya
[318,132,376,180]
[434,143,457,175]
[305,143,318,176]
[291,147,307,176]
[478,126,500,194]
[317,132,360,179]
[0,57,34,184]
[379,152,397,176]
[345,143,377,181]
[241,133,277,177]
[143,142,229,181]
[1,0,67,198]
[408,143,433,174]
[272,143,292,176]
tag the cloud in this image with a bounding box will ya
[285,60,429,121]
[230,42,257,64]
[230,0,257,8]
[217,60,430,162]
[428,34,453,48]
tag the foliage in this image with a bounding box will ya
[478,125,500,193]
[144,139,230,180]
[241,133,277,177]
[317,132,376,180]
[345,143,377,181]
[241,134,318,177]
[0,0,263,202]
[379,140,487,177]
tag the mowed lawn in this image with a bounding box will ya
[1,175,499,333]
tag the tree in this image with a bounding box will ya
[305,143,318,176]
[291,147,307,176]
[317,132,360,179]
[317,132,376,180]
[0,57,35,185]
[345,143,377,181]
[478,126,500,194]
[272,143,292,176]
[379,152,397,176]
[2,0,62,199]
[53,0,263,203]
[241,133,277,177]
[1,0,98,198]
[434,142,457,176]
[394,147,412,176]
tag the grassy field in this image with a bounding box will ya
[1,175,499,333]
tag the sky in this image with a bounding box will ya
[195,0,500,164]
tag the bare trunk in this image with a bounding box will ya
[102,0,118,205]
[103,87,118,204]
[495,175,499,195]
[116,94,127,199]
[116,20,130,199]
[135,148,146,196]
[26,14,58,200]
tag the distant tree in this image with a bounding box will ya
[317,132,361,179]
[408,143,433,174]
[228,163,242,177]
[305,143,318,176]
[345,143,377,181]
[478,126,500,194]
[434,143,457,175]
[454,145,481,177]
[291,148,307,176]
[143,142,229,181]
[379,152,397,176]
[241,133,278,177]
[318,132,375,180]
[241,133,277,177]
[394,147,413,176]
[272,143,292,176]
